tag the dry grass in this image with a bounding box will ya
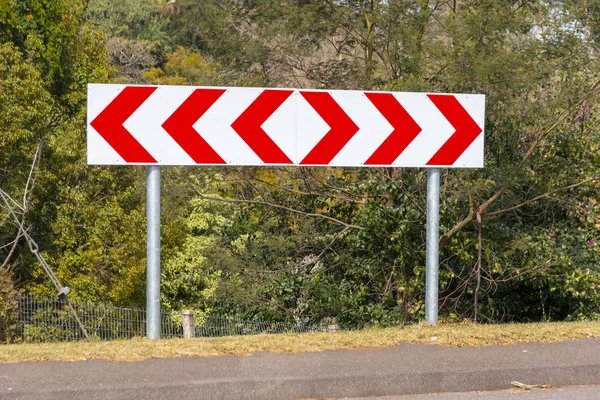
[2,321,600,363]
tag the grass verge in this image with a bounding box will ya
[1,321,599,363]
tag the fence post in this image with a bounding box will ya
[182,310,194,338]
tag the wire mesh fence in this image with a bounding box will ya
[194,316,329,338]
[5,293,330,343]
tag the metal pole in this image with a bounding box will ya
[425,168,440,325]
[146,166,161,339]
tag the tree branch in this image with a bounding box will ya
[23,142,42,210]
[313,226,350,265]
[485,177,599,218]
[1,143,43,270]
[194,193,365,231]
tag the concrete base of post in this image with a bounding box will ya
[182,310,195,339]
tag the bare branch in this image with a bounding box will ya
[0,188,24,213]
[228,169,370,204]
[23,142,42,210]
[492,260,556,283]
[1,143,43,269]
[313,227,350,264]
[0,189,26,270]
[194,193,365,231]
[485,177,599,218]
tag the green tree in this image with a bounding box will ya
[84,0,168,45]
[2,0,599,326]
[0,0,87,104]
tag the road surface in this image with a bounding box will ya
[347,385,600,399]
[1,338,599,399]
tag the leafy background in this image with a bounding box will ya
[1,0,599,327]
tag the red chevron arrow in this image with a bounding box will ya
[231,89,294,164]
[426,95,482,166]
[90,86,157,163]
[364,93,422,165]
[162,88,226,164]
[299,92,359,165]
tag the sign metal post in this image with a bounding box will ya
[425,168,440,324]
[146,165,161,339]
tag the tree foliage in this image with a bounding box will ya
[1,0,599,326]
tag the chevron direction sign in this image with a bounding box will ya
[87,84,485,167]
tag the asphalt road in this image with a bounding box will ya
[1,338,600,400]
[347,385,600,399]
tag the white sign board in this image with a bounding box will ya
[87,84,485,167]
